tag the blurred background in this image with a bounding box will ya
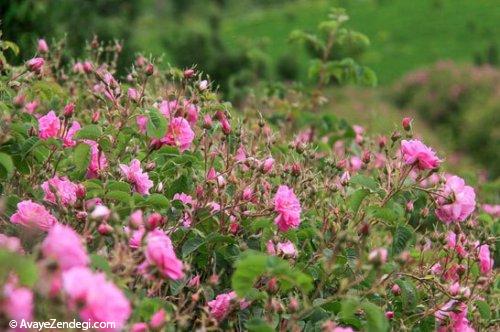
[2,0,499,185]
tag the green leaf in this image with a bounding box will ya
[107,181,131,192]
[394,278,419,311]
[0,152,14,179]
[362,301,389,332]
[392,225,413,255]
[105,191,131,204]
[182,235,204,257]
[246,318,274,332]
[475,300,491,321]
[73,143,91,177]
[146,108,167,138]
[232,250,313,300]
[74,125,102,140]
[350,174,379,191]
[349,188,370,213]
[90,253,112,274]
[0,250,38,287]
[144,194,169,209]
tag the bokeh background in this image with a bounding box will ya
[2,0,499,185]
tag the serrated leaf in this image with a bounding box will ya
[475,300,491,321]
[362,301,389,332]
[144,194,169,209]
[146,108,167,138]
[73,143,91,176]
[392,225,413,255]
[246,318,274,332]
[0,152,14,179]
[74,125,102,140]
[349,188,370,213]
[395,278,419,311]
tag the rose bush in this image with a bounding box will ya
[0,36,497,332]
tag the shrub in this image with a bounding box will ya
[0,38,497,332]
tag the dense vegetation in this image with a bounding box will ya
[0,12,498,330]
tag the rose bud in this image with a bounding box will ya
[135,56,146,67]
[188,275,201,288]
[83,61,93,74]
[13,94,26,107]
[406,200,414,212]
[391,284,401,295]
[203,114,213,129]
[209,274,219,286]
[26,57,45,73]
[76,184,86,199]
[128,88,139,102]
[150,309,166,329]
[385,311,394,319]
[38,39,49,53]
[145,63,154,76]
[199,80,208,91]
[97,223,113,235]
[402,117,413,131]
[183,69,195,78]
[288,298,299,312]
[261,157,275,174]
[391,131,401,142]
[146,213,163,230]
[378,135,388,149]
[362,150,371,164]
[63,103,75,117]
[267,277,278,294]
[91,111,100,123]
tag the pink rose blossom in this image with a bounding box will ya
[478,244,493,275]
[128,88,139,102]
[401,139,441,170]
[159,100,178,118]
[150,309,166,329]
[38,111,61,140]
[24,100,39,114]
[435,300,474,332]
[62,267,131,331]
[2,279,33,323]
[142,229,184,280]
[38,39,49,53]
[446,231,467,258]
[41,175,79,206]
[208,291,237,321]
[161,117,195,152]
[482,204,500,218]
[276,241,297,258]
[273,185,302,232]
[0,234,23,253]
[84,140,108,178]
[435,175,476,223]
[42,224,89,270]
[62,121,81,147]
[26,57,45,72]
[10,200,57,231]
[119,159,153,195]
[127,227,145,249]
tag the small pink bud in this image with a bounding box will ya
[13,94,26,107]
[402,117,413,131]
[261,157,275,174]
[188,275,201,288]
[145,63,154,76]
[362,150,371,164]
[288,298,299,312]
[91,111,100,123]
[199,80,208,91]
[209,274,219,285]
[76,211,88,220]
[63,103,75,117]
[98,223,113,235]
[406,201,414,212]
[76,184,86,199]
[378,135,388,149]
[183,69,195,78]
[149,309,166,329]
[391,284,401,295]
[146,213,163,230]
[203,114,213,129]
[135,56,146,67]
[385,311,394,319]
[131,323,148,332]
[242,187,254,201]
[83,61,93,74]
[37,39,49,53]
[267,277,278,294]
[128,88,139,102]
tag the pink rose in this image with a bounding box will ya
[142,229,184,280]
[435,175,476,223]
[401,139,441,170]
[26,57,45,72]
[38,111,61,140]
[41,175,79,206]
[478,244,493,275]
[10,200,57,231]
[2,279,33,323]
[84,140,108,178]
[274,185,301,232]
[42,224,89,270]
[119,159,153,195]
[208,291,237,321]
[276,241,297,258]
[161,117,195,152]
[62,267,131,331]
[0,234,23,253]
[62,121,81,147]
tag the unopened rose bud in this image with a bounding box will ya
[391,284,401,295]
[184,69,195,78]
[209,274,219,286]
[150,309,166,329]
[261,157,275,174]
[358,222,370,236]
[203,114,213,129]
[26,57,45,73]
[145,63,154,76]
[267,277,278,294]
[13,94,26,107]
[391,131,401,142]
[150,139,163,151]
[271,299,284,313]
[362,150,371,164]
[98,223,113,235]
[188,275,201,288]
[91,111,100,123]
[199,80,208,91]
[76,211,88,220]
[421,207,429,218]
[63,103,75,117]
[76,184,86,199]
[38,39,49,54]
[145,161,156,171]
[368,248,388,265]
[91,36,99,49]
[135,56,146,67]
[291,163,301,176]
[402,117,413,131]
[288,298,299,312]
[385,311,394,319]
[128,88,139,102]
[83,61,93,74]
[406,200,414,212]
[146,213,163,230]
[378,135,387,149]
[91,205,111,220]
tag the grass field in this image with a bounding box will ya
[221,0,500,84]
